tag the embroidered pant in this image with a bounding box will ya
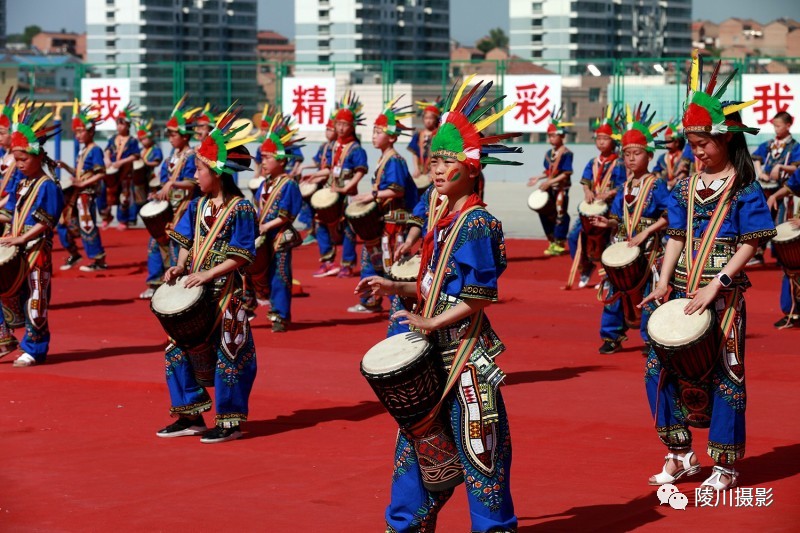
[359,240,384,307]
[164,291,257,427]
[0,298,17,351]
[538,189,570,242]
[267,249,293,322]
[644,291,747,465]
[385,384,516,533]
[298,198,314,227]
[146,237,177,288]
[57,192,105,260]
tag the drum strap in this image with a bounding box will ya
[665,152,679,182]
[547,147,564,180]
[596,242,659,305]
[190,197,242,273]
[75,143,96,184]
[407,205,484,437]
[258,175,290,225]
[685,173,736,293]
[593,155,618,193]
[167,148,191,185]
[331,141,355,178]
[0,157,16,198]
[624,174,657,238]
[428,190,448,228]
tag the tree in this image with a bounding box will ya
[23,25,43,46]
[476,28,509,54]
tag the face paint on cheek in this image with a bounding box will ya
[446,166,462,182]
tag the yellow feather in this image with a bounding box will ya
[558,122,575,127]
[72,98,78,115]
[474,102,516,133]
[690,49,699,93]
[172,94,187,117]
[626,104,632,125]
[451,74,476,112]
[32,112,54,132]
[225,136,258,150]
[605,105,613,120]
[722,99,758,116]
[649,122,665,134]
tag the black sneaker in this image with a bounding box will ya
[60,254,82,271]
[271,320,287,333]
[156,416,207,438]
[599,340,622,354]
[200,425,242,444]
[80,262,109,272]
[774,315,800,329]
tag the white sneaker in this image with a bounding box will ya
[139,287,155,299]
[13,353,37,367]
[578,274,591,289]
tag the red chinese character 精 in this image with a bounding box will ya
[513,83,551,125]
[291,85,327,125]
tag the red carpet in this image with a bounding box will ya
[1,228,798,531]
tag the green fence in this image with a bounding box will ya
[6,56,800,142]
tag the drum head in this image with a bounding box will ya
[106,166,119,175]
[413,174,431,189]
[148,177,161,188]
[133,160,145,170]
[139,200,169,217]
[0,245,18,264]
[389,255,422,281]
[601,242,641,268]
[578,200,608,216]
[527,189,549,210]
[311,188,340,209]
[151,278,204,315]
[248,177,265,192]
[361,332,431,374]
[345,200,377,217]
[299,182,318,196]
[773,221,800,243]
[647,298,713,347]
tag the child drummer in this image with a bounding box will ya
[527,108,574,256]
[0,104,64,367]
[252,114,303,332]
[56,102,108,272]
[104,103,141,228]
[158,107,259,444]
[407,97,443,181]
[767,169,800,328]
[652,120,687,190]
[135,118,163,212]
[590,104,671,354]
[348,97,418,321]
[139,97,198,300]
[356,76,521,531]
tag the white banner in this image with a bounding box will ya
[503,75,562,133]
[80,78,131,131]
[281,77,336,132]
[741,74,800,130]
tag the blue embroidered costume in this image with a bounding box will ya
[537,147,573,242]
[103,134,141,224]
[57,143,106,261]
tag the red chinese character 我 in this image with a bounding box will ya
[291,85,327,125]
[513,83,551,125]
[90,85,122,121]
[752,83,794,124]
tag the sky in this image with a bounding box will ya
[7,0,800,45]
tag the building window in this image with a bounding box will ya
[589,88,600,102]
[532,50,542,58]
[531,34,542,43]
[532,18,542,28]
[532,2,542,14]
[570,102,578,117]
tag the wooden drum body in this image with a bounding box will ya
[772,221,800,270]
[139,200,174,243]
[345,200,383,243]
[310,188,343,226]
[601,242,646,293]
[150,279,218,386]
[0,245,23,295]
[360,331,463,491]
[647,298,720,428]
[527,189,555,218]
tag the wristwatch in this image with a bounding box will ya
[715,272,733,288]
[372,190,379,200]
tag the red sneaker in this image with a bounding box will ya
[312,261,340,278]
[336,266,354,278]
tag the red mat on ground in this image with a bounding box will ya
[1,228,798,531]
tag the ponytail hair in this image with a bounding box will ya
[726,110,756,191]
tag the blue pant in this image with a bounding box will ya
[316,222,357,265]
[57,192,105,259]
[780,274,799,315]
[386,387,516,532]
[116,179,139,225]
[568,220,582,260]
[13,241,54,362]
[268,249,293,321]
[298,199,314,227]
[146,237,177,288]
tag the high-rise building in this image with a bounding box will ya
[294,0,449,82]
[0,0,7,49]
[509,0,692,63]
[86,0,257,119]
